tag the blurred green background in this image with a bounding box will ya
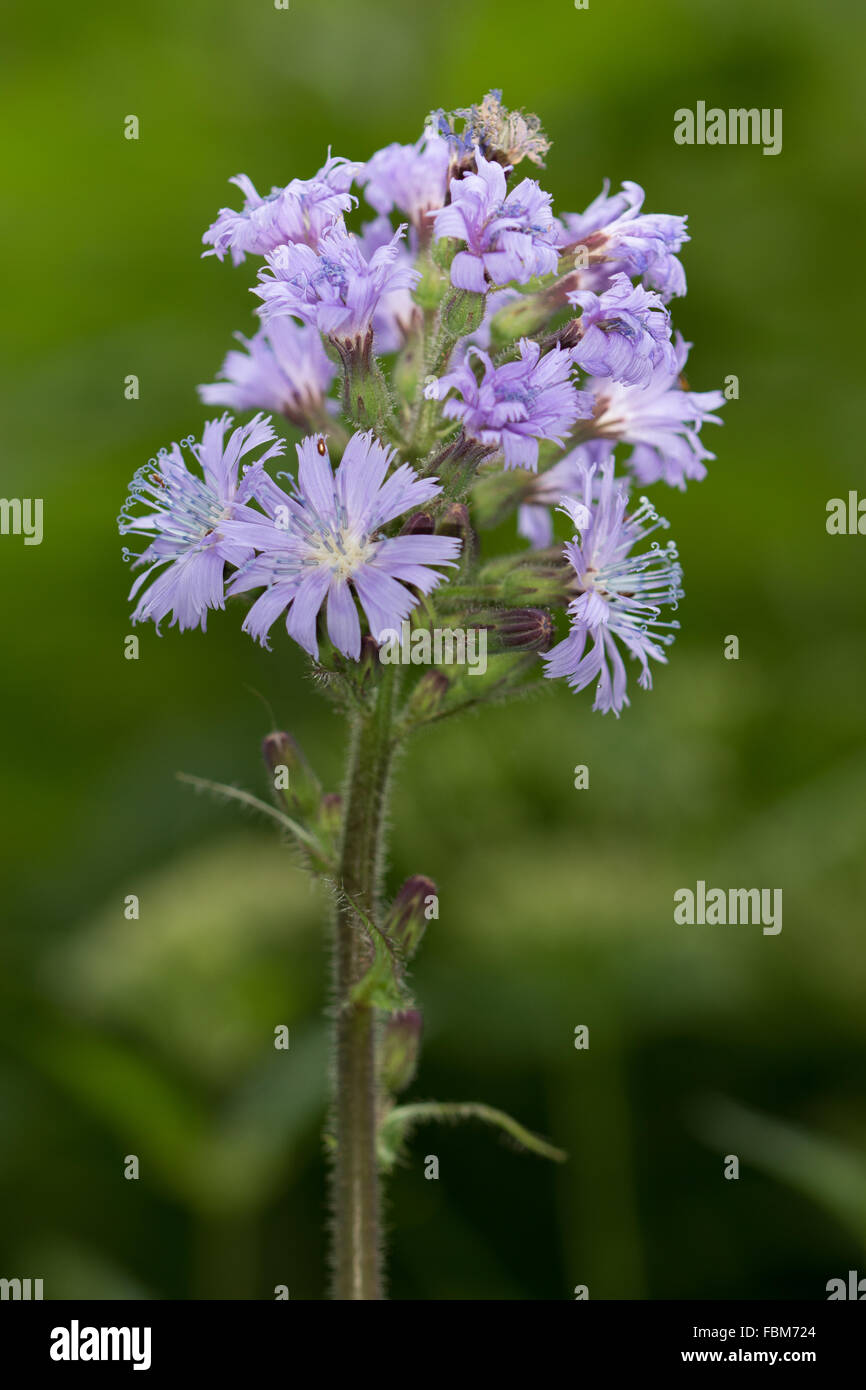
[2,0,865,1300]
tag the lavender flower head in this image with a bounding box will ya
[591,334,725,488]
[360,128,450,231]
[568,273,676,387]
[202,156,359,265]
[226,431,460,659]
[543,461,683,715]
[118,413,285,632]
[437,338,593,471]
[560,180,689,301]
[517,440,612,548]
[356,217,421,352]
[255,219,420,347]
[198,319,336,424]
[431,149,560,292]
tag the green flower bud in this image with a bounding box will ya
[500,563,571,608]
[318,792,342,841]
[334,329,394,432]
[384,875,437,959]
[441,289,486,337]
[436,502,478,562]
[471,467,535,529]
[382,1009,423,1094]
[488,292,555,348]
[406,669,450,722]
[262,731,322,821]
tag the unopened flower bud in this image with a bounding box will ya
[384,874,437,959]
[442,288,486,337]
[488,607,554,653]
[382,1009,423,1094]
[406,669,450,721]
[262,731,322,820]
[318,793,342,840]
[501,562,571,608]
[436,502,470,538]
[436,502,477,559]
[262,730,292,777]
[489,291,555,348]
[334,328,395,432]
[400,510,435,536]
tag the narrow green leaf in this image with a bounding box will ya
[177,772,334,868]
[380,1100,566,1170]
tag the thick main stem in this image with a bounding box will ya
[331,667,397,1299]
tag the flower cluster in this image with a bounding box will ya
[120,93,725,715]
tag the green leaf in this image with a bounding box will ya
[177,771,335,870]
[379,1100,566,1171]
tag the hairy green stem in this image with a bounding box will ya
[330,664,398,1299]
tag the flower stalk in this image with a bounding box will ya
[330,662,398,1300]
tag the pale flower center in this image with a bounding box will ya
[308,525,376,582]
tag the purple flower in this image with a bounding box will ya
[198,320,336,423]
[255,220,420,347]
[518,441,612,548]
[437,338,593,471]
[360,128,450,230]
[431,149,560,292]
[568,273,676,387]
[118,414,285,633]
[543,461,683,716]
[590,334,725,488]
[356,217,420,351]
[560,180,689,301]
[226,431,460,658]
[202,156,359,265]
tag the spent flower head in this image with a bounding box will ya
[432,91,551,172]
